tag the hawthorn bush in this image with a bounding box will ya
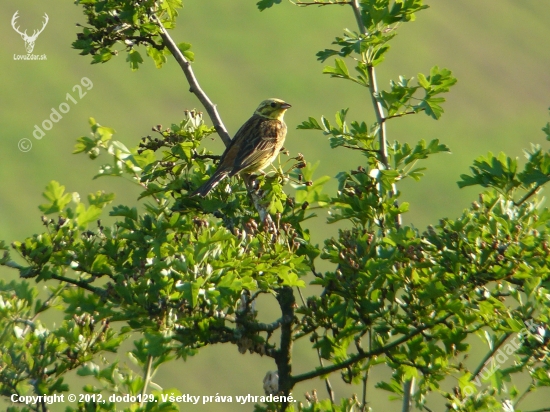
[2,1,550,411]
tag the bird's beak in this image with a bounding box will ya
[281,102,292,109]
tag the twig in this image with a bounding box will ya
[294,0,351,5]
[193,152,221,161]
[342,144,379,153]
[514,184,543,206]
[514,382,534,409]
[292,313,452,384]
[366,64,389,170]
[297,288,335,404]
[383,110,417,122]
[470,332,512,381]
[360,368,369,411]
[153,15,232,147]
[140,355,154,407]
[234,317,283,332]
[350,0,367,34]
[350,0,401,227]
[401,379,414,412]
[50,274,105,296]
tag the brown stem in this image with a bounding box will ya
[274,286,295,410]
[292,314,452,384]
[514,183,543,206]
[50,273,105,297]
[350,1,401,227]
[296,1,351,5]
[153,15,232,147]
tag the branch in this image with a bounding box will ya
[401,379,413,412]
[274,287,295,408]
[140,355,154,407]
[153,15,232,147]
[291,314,452,384]
[350,0,401,227]
[193,152,221,161]
[342,144,379,153]
[50,274,105,297]
[470,332,512,381]
[294,0,351,5]
[514,183,543,206]
[235,317,282,332]
[514,382,534,409]
[366,66,389,168]
[296,287,335,404]
[383,110,418,122]
[360,366,369,412]
[350,0,367,34]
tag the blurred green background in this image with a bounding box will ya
[1,0,549,410]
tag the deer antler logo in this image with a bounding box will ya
[11,11,49,54]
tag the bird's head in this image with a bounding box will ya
[255,98,291,120]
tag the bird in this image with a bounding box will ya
[192,98,291,197]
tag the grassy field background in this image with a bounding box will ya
[1,0,549,410]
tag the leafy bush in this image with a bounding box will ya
[2,1,550,411]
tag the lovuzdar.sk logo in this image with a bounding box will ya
[11,10,49,61]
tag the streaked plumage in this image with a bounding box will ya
[192,98,291,197]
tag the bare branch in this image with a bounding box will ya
[401,379,414,412]
[383,110,418,122]
[291,314,452,384]
[514,184,543,206]
[140,355,154,407]
[153,15,232,147]
[350,0,367,34]
[342,144,378,153]
[294,0,351,6]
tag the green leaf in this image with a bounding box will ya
[323,58,367,86]
[257,0,282,11]
[297,117,323,130]
[92,48,113,64]
[90,255,113,276]
[316,49,341,62]
[160,0,183,20]
[177,42,195,62]
[407,167,427,181]
[39,181,72,214]
[543,121,550,141]
[76,203,103,229]
[457,152,521,192]
[87,191,115,208]
[376,380,404,394]
[418,96,445,119]
[415,67,457,119]
[127,50,143,71]
[147,46,168,68]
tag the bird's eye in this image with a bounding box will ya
[270,102,277,108]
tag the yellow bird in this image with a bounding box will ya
[192,98,291,197]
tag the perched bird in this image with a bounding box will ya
[192,98,291,197]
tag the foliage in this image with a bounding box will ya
[2,1,550,412]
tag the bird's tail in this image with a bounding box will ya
[191,169,230,197]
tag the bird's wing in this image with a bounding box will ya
[231,117,285,174]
